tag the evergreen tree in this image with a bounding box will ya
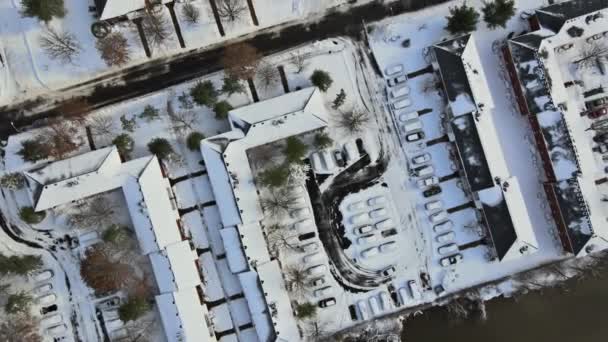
[283,137,307,163]
[5,292,32,314]
[190,81,218,106]
[314,132,333,149]
[147,138,174,159]
[310,70,333,92]
[445,2,480,34]
[214,100,233,119]
[139,105,160,122]
[120,115,138,132]
[112,134,134,159]
[177,92,194,110]
[186,131,205,151]
[482,0,516,29]
[102,225,130,245]
[332,89,346,109]
[0,253,42,276]
[0,173,26,190]
[258,165,290,188]
[295,302,317,319]
[18,139,49,162]
[20,0,65,22]
[19,207,46,225]
[221,76,246,95]
[118,296,151,322]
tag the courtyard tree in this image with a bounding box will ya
[181,2,201,25]
[67,196,117,229]
[102,224,131,246]
[18,139,49,162]
[332,89,347,109]
[20,0,65,22]
[80,246,134,295]
[289,52,308,74]
[0,314,41,342]
[96,32,130,67]
[89,116,115,138]
[304,319,331,341]
[335,107,371,135]
[5,291,33,314]
[19,207,46,225]
[58,98,91,124]
[186,131,205,151]
[222,43,261,80]
[295,302,317,319]
[265,223,298,256]
[139,104,160,122]
[112,133,135,159]
[257,62,279,89]
[214,100,233,119]
[0,173,26,190]
[147,137,174,159]
[260,189,297,219]
[39,27,81,64]
[574,42,608,69]
[178,92,194,110]
[142,9,171,48]
[0,253,42,276]
[482,0,516,29]
[221,76,246,95]
[217,0,248,22]
[190,81,218,106]
[45,120,80,159]
[119,296,151,322]
[313,131,333,149]
[310,70,333,92]
[283,136,308,163]
[167,100,198,133]
[258,165,290,188]
[284,265,308,296]
[445,2,480,34]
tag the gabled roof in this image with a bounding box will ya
[451,114,494,192]
[536,0,608,32]
[98,0,172,21]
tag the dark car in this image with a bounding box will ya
[588,107,608,119]
[423,186,442,198]
[591,97,608,109]
[318,297,337,308]
[333,150,346,167]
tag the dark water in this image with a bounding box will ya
[403,277,608,342]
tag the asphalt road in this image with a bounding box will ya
[0,0,452,139]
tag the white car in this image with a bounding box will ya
[408,280,422,300]
[379,292,392,311]
[357,233,379,245]
[411,153,431,165]
[357,300,371,320]
[402,119,423,133]
[406,131,425,142]
[389,84,410,99]
[293,218,313,231]
[348,201,366,212]
[301,242,319,253]
[438,243,459,255]
[367,196,387,206]
[391,97,412,110]
[379,241,397,253]
[440,253,463,267]
[425,200,443,212]
[417,176,439,188]
[33,283,53,296]
[399,111,419,123]
[313,286,333,298]
[384,64,404,77]
[398,287,410,305]
[375,218,394,230]
[436,231,455,244]
[369,208,388,219]
[309,276,326,287]
[355,225,374,235]
[351,212,370,225]
[415,165,434,178]
[307,264,327,276]
[290,208,310,219]
[41,314,63,327]
[46,324,67,336]
[368,296,382,316]
[387,74,407,87]
[34,270,54,282]
[361,246,380,259]
[303,252,322,264]
[37,293,57,306]
[433,220,453,233]
[429,211,448,224]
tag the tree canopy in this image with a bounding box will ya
[283,137,308,163]
[445,2,480,34]
[20,0,65,22]
[190,81,218,106]
[147,138,174,159]
[482,0,516,29]
[310,70,333,92]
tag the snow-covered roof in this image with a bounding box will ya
[536,0,608,32]
[98,0,173,21]
[240,222,271,265]
[220,227,248,273]
[150,240,201,293]
[238,271,274,342]
[156,288,214,342]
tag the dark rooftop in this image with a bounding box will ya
[536,111,580,180]
[478,187,517,260]
[551,178,593,254]
[94,0,107,18]
[537,0,608,32]
[507,41,553,114]
[433,36,474,104]
[450,114,494,192]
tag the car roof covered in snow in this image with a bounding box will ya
[98,0,173,21]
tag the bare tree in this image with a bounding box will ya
[304,319,332,342]
[0,314,41,342]
[89,116,115,138]
[260,189,297,219]
[248,144,279,169]
[289,52,308,74]
[181,2,200,24]
[217,0,248,22]
[44,120,80,159]
[96,32,130,67]
[80,245,135,295]
[265,223,298,256]
[334,108,371,136]
[39,27,81,64]
[257,62,279,89]
[167,99,198,134]
[222,43,261,80]
[123,311,160,342]
[142,10,171,48]
[58,98,91,124]
[574,42,608,69]
[68,196,117,229]
[284,264,309,296]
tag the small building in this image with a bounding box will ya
[93,0,172,22]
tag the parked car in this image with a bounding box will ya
[369,208,388,218]
[46,324,67,336]
[438,243,459,255]
[298,232,316,241]
[436,231,455,244]
[429,211,448,224]
[318,297,337,308]
[309,276,326,287]
[387,74,407,87]
[351,212,370,225]
[434,285,446,296]
[41,314,63,327]
[356,225,374,235]
[334,150,346,167]
[37,293,57,306]
[303,252,322,264]
[357,233,379,245]
[391,97,412,110]
[417,176,439,188]
[290,208,310,219]
[379,291,392,311]
[293,219,313,231]
[411,153,431,165]
[398,287,409,305]
[381,228,398,238]
[301,242,319,253]
[384,64,404,77]
[588,107,608,119]
[375,218,394,230]
[405,131,425,142]
[367,196,387,206]
[33,283,53,296]
[348,201,366,212]
[361,246,380,259]
[402,119,423,133]
[399,111,419,123]
[313,286,333,298]
[590,97,608,109]
[390,84,410,99]
[424,200,443,212]
[423,185,442,197]
[414,165,434,178]
[357,300,371,320]
[379,241,397,253]
[440,253,463,267]
[408,280,422,300]
[368,296,382,316]
[34,270,54,282]
[381,265,396,277]
[307,264,327,276]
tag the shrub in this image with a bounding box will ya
[190,81,218,106]
[295,302,317,319]
[18,139,49,162]
[19,207,46,224]
[332,89,346,109]
[283,137,307,163]
[258,165,290,188]
[445,2,480,34]
[221,76,246,95]
[112,134,134,159]
[214,100,233,119]
[0,253,42,276]
[482,0,516,29]
[139,105,160,122]
[20,0,65,22]
[310,70,333,92]
[102,224,130,245]
[314,132,333,149]
[177,92,194,110]
[147,138,174,159]
[0,173,26,190]
[186,131,205,151]
[5,292,32,314]
[119,296,151,322]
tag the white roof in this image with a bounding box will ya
[240,222,271,265]
[219,227,248,273]
[156,289,213,342]
[150,241,201,293]
[238,271,273,342]
[99,0,172,20]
